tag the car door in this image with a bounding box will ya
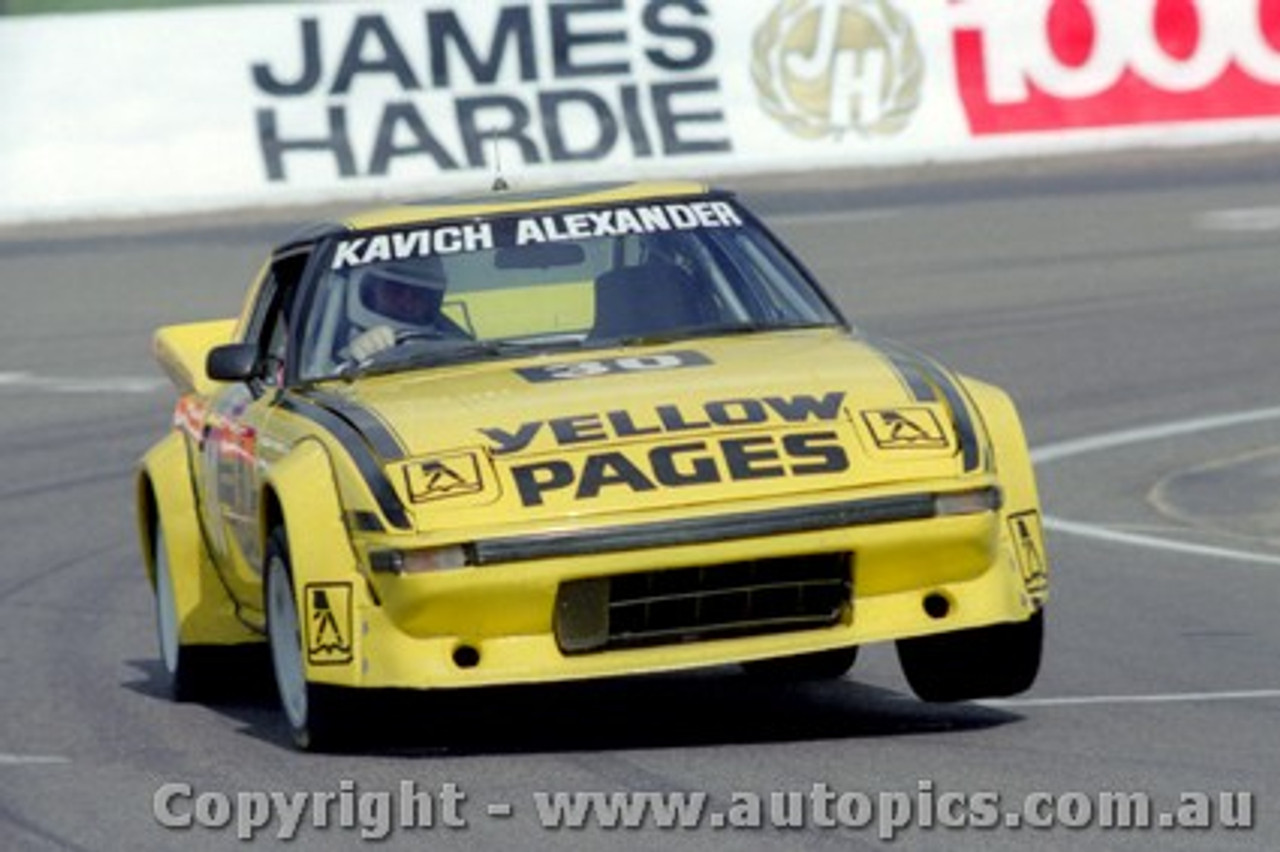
[198,247,312,614]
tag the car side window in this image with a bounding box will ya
[242,275,279,350]
[246,249,312,388]
[260,314,289,388]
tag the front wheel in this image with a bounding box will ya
[897,610,1044,703]
[265,528,351,751]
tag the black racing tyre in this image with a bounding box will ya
[153,524,225,702]
[897,610,1044,703]
[741,646,859,681]
[264,527,352,751]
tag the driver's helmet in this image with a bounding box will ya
[348,258,447,332]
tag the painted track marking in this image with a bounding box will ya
[1031,406,1280,465]
[1033,406,1280,567]
[0,754,70,766]
[0,371,164,394]
[1197,206,1280,233]
[982,689,1280,709]
[1044,517,1280,567]
[1021,411,1280,709]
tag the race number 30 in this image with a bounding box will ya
[517,351,712,383]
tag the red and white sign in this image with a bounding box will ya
[951,0,1280,134]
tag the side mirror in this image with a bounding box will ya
[206,343,260,383]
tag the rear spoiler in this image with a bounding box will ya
[152,319,237,397]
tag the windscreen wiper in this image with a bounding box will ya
[342,337,588,380]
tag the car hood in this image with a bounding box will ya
[302,329,986,532]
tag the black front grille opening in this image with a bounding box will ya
[556,553,852,655]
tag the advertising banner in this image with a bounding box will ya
[2,0,1279,223]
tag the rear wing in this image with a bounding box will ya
[152,319,236,397]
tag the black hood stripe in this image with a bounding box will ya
[299,389,408,461]
[875,340,981,473]
[882,348,939,403]
[916,356,981,472]
[278,393,412,530]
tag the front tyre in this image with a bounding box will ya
[897,610,1044,703]
[265,528,349,751]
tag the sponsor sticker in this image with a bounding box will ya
[516,351,712,383]
[861,407,949,450]
[1008,510,1049,596]
[303,583,354,666]
[331,202,744,269]
[479,391,853,506]
[507,430,851,507]
[403,452,486,503]
[481,391,848,455]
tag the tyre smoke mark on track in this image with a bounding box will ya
[0,800,96,852]
[0,541,134,605]
[0,468,136,506]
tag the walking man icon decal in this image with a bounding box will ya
[880,410,934,443]
[304,583,353,665]
[404,452,484,504]
[1008,511,1049,596]
[862,408,949,449]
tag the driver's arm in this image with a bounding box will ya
[346,325,396,362]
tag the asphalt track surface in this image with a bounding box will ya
[1,147,1278,851]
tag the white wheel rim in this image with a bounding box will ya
[154,529,180,677]
[267,556,308,732]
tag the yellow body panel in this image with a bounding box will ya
[152,319,236,398]
[346,508,1029,690]
[357,549,1027,690]
[137,181,1048,695]
[139,334,1047,688]
[965,378,1051,608]
[136,432,258,646]
[262,440,369,683]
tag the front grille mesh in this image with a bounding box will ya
[555,554,852,654]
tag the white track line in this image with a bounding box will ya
[0,371,164,394]
[1197,206,1280,232]
[1021,412,1280,708]
[1031,406,1280,465]
[1044,517,1280,568]
[982,689,1280,709]
[0,754,70,766]
[1032,406,1280,567]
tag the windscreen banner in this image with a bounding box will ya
[2,0,1279,223]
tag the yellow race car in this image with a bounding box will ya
[136,182,1048,750]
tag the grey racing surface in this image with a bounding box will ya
[2,147,1278,851]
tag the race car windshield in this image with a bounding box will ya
[297,198,842,381]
